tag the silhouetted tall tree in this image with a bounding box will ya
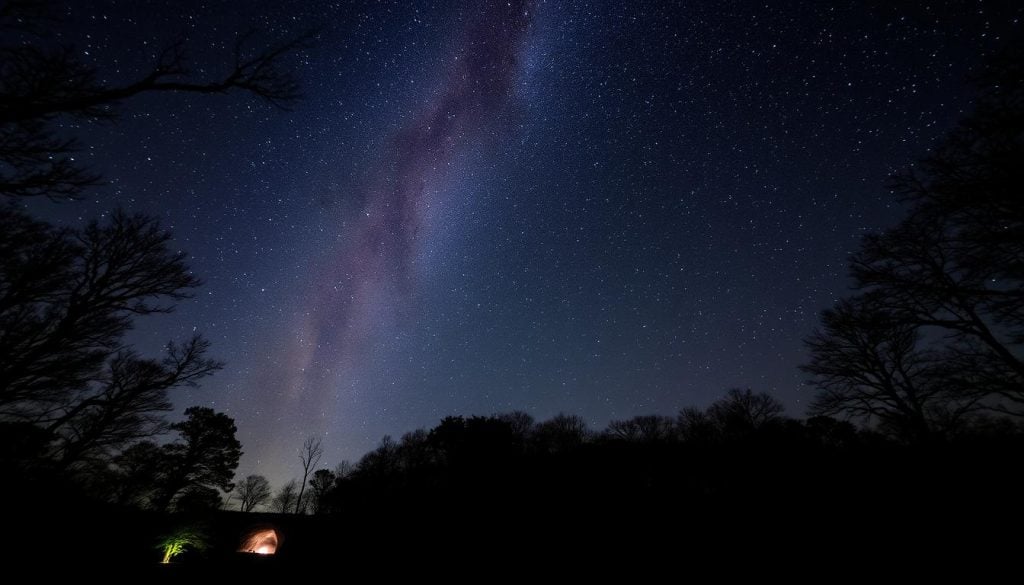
[294,436,322,514]
[865,50,1024,367]
[805,48,1024,425]
[234,474,271,513]
[154,407,241,512]
[0,2,312,200]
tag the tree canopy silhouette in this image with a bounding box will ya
[271,479,299,514]
[234,474,272,513]
[803,298,976,440]
[307,469,335,515]
[804,47,1024,435]
[0,207,222,469]
[154,406,242,512]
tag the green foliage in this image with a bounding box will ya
[158,525,209,564]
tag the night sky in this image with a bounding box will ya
[29,0,1022,487]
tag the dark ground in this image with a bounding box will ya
[4,443,1022,577]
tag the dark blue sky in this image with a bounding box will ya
[31,0,1022,487]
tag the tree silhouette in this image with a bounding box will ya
[802,299,977,440]
[0,208,222,470]
[234,474,271,513]
[607,415,676,443]
[676,406,719,444]
[495,410,535,438]
[0,1,308,512]
[350,435,400,485]
[706,388,785,434]
[805,48,1024,427]
[52,337,221,470]
[395,428,433,471]
[174,485,223,515]
[307,469,335,515]
[0,2,312,200]
[0,209,205,415]
[532,413,589,454]
[294,436,322,514]
[334,460,354,480]
[154,406,241,512]
[110,440,164,507]
[270,479,299,514]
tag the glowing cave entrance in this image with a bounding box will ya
[240,529,279,555]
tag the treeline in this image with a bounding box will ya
[247,388,1023,518]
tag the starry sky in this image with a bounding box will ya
[29,0,1022,487]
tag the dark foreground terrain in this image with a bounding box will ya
[4,439,1022,577]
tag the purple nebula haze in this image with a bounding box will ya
[260,1,535,443]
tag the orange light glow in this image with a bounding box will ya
[240,529,279,555]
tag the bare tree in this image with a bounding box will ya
[50,337,221,469]
[706,388,785,433]
[0,208,222,470]
[270,480,299,514]
[0,209,206,419]
[815,49,1024,422]
[496,410,535,438]
[234,474,271,512]
[0,3,314,200]
[334,460,354,480]
[532,413,589,454]
[802,298,978,440]
[294,436,322,514]
[606,415,676,442]
[677,406,719,444]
